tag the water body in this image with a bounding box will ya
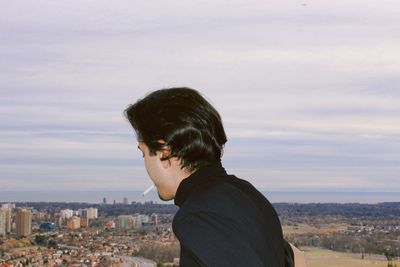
[0,190,399,204]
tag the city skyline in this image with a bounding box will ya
[1,1,399,194]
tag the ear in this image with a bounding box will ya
[158,141,172,168]
[160,146,171,157]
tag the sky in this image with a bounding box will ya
[1,0,400,193]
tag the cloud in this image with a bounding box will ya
[1,0,399,194]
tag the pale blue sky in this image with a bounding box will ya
[1,0,399,193]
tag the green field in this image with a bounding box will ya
[303,247,399,267]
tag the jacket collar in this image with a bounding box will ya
[174,162,227,207]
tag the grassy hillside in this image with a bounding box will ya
[303,247,399,267]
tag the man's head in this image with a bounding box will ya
[125,87,227,200]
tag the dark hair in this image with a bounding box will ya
[124,87,227,171]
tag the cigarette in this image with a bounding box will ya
[142,184,155,196]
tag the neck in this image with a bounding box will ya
[170,158,195,197]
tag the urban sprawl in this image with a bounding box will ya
[1,200,400,267]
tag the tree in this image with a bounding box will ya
[34,235,48,246]
[48,239,58,249]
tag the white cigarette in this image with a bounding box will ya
[142,184,155,196]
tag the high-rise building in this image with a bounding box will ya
[134,214,149,229]
[60,209,73,219]
[78,207,97,221]
[1,203,15,209]
[150,213,159,225]
[123,197,129,205]
[118,215,134,229]
[79,209,88,218]
[4,208,12,234]
[67,216,80,230]
[0,209,6,236]
[1,204,13,235]
[5,208,11,233]
[103,197,107,204]
[0,207,11,235]
[55,214,63,227]
[80,217,89,227]
[87,207,98,219]
[16,208,32,237]
[33,211,47,221]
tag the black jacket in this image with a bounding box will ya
[172,163,294,267]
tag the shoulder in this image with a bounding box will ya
[173,177,278,233]
[174,179,253,222]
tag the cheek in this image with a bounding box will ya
[143,158,153,177]
[144,157,161,181]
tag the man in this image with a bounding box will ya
[125,87,295,266]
